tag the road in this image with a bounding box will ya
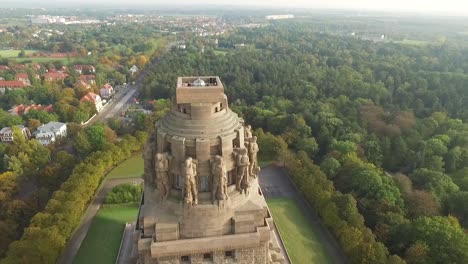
[259,166,348,264]
[57,178,142,264]
[84,41,177,127]
[84,85,138,126]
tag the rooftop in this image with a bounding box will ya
[36,121,66,133]
[175,76,225,105]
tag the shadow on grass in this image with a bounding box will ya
[73,206,138,264]
[268,198,333,264]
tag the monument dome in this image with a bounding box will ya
[134,76,286,264]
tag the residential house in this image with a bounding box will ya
[74,65,95,74]
[14,73,31,86]
[0,125,31,143]
[74,80,91,90]
[0,65,10,71]
[9,104,53,116]
[80,92,103,112]
[0,80,26,93]
[13,64,26,71]
[129,65,139,75]
[44,72,68,82]
[79,74,96,85]
[34,121,67,145]
[99,83,114,99]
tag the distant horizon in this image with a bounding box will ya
[1,0,468,17]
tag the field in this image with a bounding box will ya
[107,154,144,179]
[73,205,138,264]
[393,39,429,46]
[214,49,229,56]
[16,57,70,63]
[267,198,333,264]
[0,49,38,58]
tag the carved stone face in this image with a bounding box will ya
[185,157,192,166]
[252,136,257,142]
[156,153,163,160]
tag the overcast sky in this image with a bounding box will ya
[2,0,468,15]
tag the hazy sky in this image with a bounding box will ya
[2,0,468,15]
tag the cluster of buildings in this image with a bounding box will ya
[265,14,295,20]
[0,121,67,145]
[9,104,53,116]
[30,15,101,25]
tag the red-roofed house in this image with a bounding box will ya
[74,65,95,74]
[0,81,26,93]
[99,83,114,99]
[79,75,96,85]
[80,92,103,112]
[58,66,68,72]
[15,73,30,86]
[13,64,26,71]
[0,65,10,71]
[45,72,68,82]
[9,104,53,116]
[74,80,91,90]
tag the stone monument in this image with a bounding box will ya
[134,76,286,264]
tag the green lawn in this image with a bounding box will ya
[214,49,229,56]
[107,154,144,179]
[267,198,333,264]
[393,39,429,46]
[16,57,70,63]
[73,205,139,264]
[0,49,38,58]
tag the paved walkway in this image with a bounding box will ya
[259,166,348,264]
[57,178,142,264]
[117,223,137,264]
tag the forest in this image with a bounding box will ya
[139,20,468,264]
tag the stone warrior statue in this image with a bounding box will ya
[155,153,171,201]
[211,155,228,202]
[234,148,250,193]
[143,133,156,187]
[244,125,253,139]
[248,136,260,177]
[181,157,198,205]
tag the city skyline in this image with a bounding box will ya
[1,0,468,16]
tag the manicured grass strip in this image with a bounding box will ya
[73,206,138,264]
[267,198,333,264]
[0,49,38,57]
[107,154,144,179]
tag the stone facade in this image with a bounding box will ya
[134,76,286,264]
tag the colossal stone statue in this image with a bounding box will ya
[211,155,228,202]
[248,136,260,177]
[234,148,250,192]
[181,157,198,205]
[244,125,253,139]
[155,153,171,201]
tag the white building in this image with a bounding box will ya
[34,122,67,145]
[99,83,114,99]
[81,92,103,112]
[0,125,31,143]
[130,65,139,75]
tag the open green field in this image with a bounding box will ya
[73,205,138,264]
[267,198,333,264]
[16,57,70,63]
[214,49,229,56]
[393,39,429,46]
[107,154,144,179]
[0,49,38,58]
